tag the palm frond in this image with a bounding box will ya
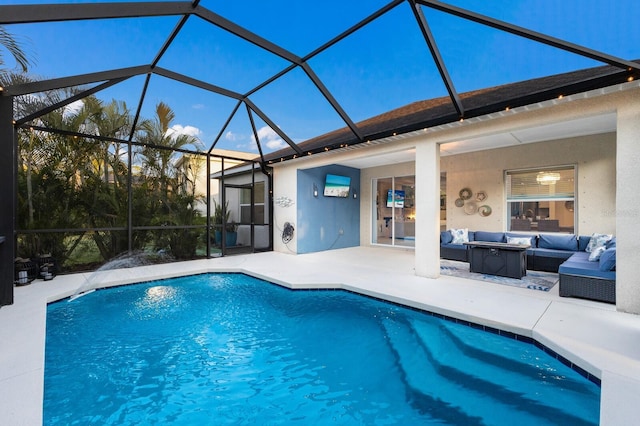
[0,25,31,73]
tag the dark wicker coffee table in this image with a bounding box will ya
[464,241,530,279]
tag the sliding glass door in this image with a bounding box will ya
[372,176,415,247]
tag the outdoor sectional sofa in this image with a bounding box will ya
[440,230,616,303]
[558,238,616,304]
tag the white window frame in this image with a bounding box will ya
[505,165,577,233]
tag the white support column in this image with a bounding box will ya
[616,96,640,314]
[415,139,440,278]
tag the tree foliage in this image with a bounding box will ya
[14,95,207,269]
[0,25,31,77]
[4,26,208,270]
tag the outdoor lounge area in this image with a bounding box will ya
[2,0,640,424]
[440,230,617,303]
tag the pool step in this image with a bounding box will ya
[382,318,542,425]
[383,318,597,426]
[421,319,599,422]
[436,320,597,393]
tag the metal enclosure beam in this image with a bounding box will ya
[15,77,129,126]
[209,100,243,152]
[195,6,301,64]
[301,63,363,141]
[417,0,640,71]
[153,67,244,100]
[410,0,464,118]
[0,2,194,24]
[3,65,152,96]
[0,96,15,306]
[246,104,266,165]
[244,98,303,155]
[303,0,405,61]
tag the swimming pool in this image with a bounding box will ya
[44,273,600,425]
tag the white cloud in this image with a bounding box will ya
[222,126,287,152]
[63,100,84,118]
[192,103,205,110]
[167,124,202,139]
[254,126,287,151]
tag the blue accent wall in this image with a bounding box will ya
[297,165,360,254]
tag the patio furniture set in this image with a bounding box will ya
[441,230,616,303]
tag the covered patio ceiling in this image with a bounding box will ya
[1,0,639,165]
[335,110,618,169]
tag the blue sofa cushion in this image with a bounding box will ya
[441,242,465,248]
[539,234,577,251]
[532,248,574,260]
[506,233,537,246]
[441,243,467,252]
[599,248,616,271]
[559,252,616,280]
[474,231,505,243]
[441,230,453,244]
[577,235,591,252]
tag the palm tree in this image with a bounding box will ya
[138,102,204,258]
[138,102,202,194]
[13,89,134,263]
[0,25,31,77]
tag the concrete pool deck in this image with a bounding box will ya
[1,246,639,425]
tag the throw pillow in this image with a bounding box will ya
[585,233,613,253]
[605,237,616,249]
[588,245,606,262]
[506,233,536,246]
[450,228,469,244]
[440,230,453,244]
[599,248,616,271]
[507,236,532,246]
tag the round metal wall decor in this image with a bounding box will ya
[478,205,492,217]
[454,198,465,207]
[464,201,478,215]
[459,187,473,200]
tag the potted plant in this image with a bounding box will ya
[225,221,238,247]
[213,200,237,246]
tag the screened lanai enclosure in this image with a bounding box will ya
[1,0,639,306]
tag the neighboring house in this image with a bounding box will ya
[176,151,271,250]
[263,62,640,314]
[175,149,257,217]
[209,162,272,250]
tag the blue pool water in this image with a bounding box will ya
[44,274,600,425]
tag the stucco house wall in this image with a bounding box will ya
[272,130,618,253]
[440,132,616,235]
[355,131,616,245]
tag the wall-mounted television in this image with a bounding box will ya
[387,189,405,208]
[323,174,351,198]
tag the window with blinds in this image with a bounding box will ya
[506,166,575,233]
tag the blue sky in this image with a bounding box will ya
[2,0,640,154]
